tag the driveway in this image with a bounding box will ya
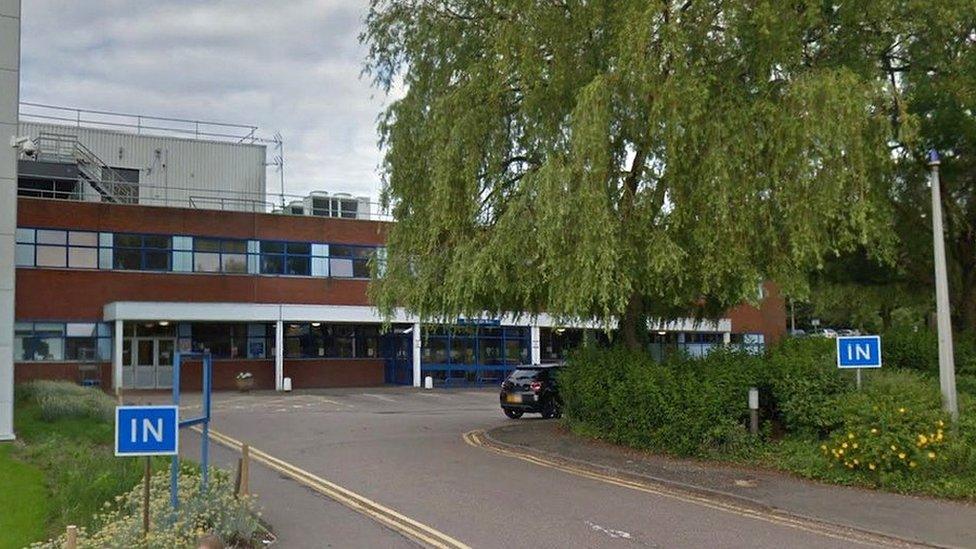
[170,388,897,548]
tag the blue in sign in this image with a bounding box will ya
[115,405,179,456]
[836,336,882,369]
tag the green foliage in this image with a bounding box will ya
[29,466,261,549]
[364,1,895,328]
[882,327,976,375]
[0,445,50,549]
[561,345,763,457]
[765,338,850,436]
[562,339,976,498]
[13,384,156,538]
[17,381,115,423]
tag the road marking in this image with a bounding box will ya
[463,430,920,548]
[199,426,470,549]
[586,521,634,540]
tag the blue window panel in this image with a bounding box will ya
[15,228,34,243]
[172,236,193,251]
[247,240,260,274]
[98,233,113,269]
[15,244,34,266]
[97,338,113,361]
[311,257,328,277]
[172,251,193,272]
[97,323,112,337]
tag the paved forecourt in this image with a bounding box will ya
[167,388,897,549]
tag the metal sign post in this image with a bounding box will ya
[114,405,180,536]
[170,351,213,509]
[836,336,882,389]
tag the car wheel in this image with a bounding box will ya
[504,408,524,419]
[541,398,560,419]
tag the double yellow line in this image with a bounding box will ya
[201,427,471,549]
[463,430,923,548]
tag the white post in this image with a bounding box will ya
[530,325,541,365]
[274,320,284,391]
[928,151,958,420]
[722,332,732,345]
[412,322,421,387]
[113,320,124,393]
[0,0,22,441]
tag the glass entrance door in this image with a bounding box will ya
[126,338,177,389]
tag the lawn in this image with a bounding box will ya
[0,445,50,549]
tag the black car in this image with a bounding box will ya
[499,364,562,419]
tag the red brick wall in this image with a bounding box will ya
[284,359,385,388]
[18,197,389,246]
[727,282,787,346]
[15,362,112,388]
[177,359,275,391]
[16,270,370,319]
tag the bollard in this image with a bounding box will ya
[424,376,434,390]
[240,443,251,497]
[66,525,78,549]
[748,387,760,435]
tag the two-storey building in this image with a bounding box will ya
[11,106,786,394]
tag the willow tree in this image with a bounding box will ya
[363,1,896,349]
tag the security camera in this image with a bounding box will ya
[10,136,38,157]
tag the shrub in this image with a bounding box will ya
[19,381,115,422]
[30,465,261,548]
[821,371,950,481]
[561,345,763,457]
[764,338,851,437]
[882,327,976,375]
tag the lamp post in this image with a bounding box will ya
[928,150,959,420]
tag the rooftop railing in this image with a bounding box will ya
[19,102,265,144]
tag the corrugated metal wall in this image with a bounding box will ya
[19,121,267,211]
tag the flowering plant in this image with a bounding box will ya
[235,371,254,381]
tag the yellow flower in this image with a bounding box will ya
[868,463,876,470]
[898,453,906,460]
[890,445,897,451]
[842,442,848,449]
[848,433,855,439]
[918,434,928,444]
[838,449,845,455]
[898,407,906,413]
[910,461,917,468]
[853,459,859,465]
[938,420,945,427]
[870,428,878,434]
[852,443,858,449]
[820,444,828,451]
[928,451,936,460]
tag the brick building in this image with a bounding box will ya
[11,108,785,393]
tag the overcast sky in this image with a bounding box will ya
[21,0,394,201]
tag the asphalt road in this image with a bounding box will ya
[175,388,895,549]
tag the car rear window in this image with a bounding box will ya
[508,368,544,382]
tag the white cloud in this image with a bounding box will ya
[21,0,394,201]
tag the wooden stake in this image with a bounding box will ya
[143,457,151,537]
[65,525,78,549]
[240,443,250,497]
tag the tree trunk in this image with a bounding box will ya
[959,266,976,333]
[620,292,645,351]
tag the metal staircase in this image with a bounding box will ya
[33,132,138,204]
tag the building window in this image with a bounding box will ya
[193,238,248,273]
[189,323,248,359]
[113,233,172,271]
[260,241,311,276]
[14,321,112,362]
[283,323,381,359]
[329,245,374,278]
[15,228,101,269]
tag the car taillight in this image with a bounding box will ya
[530,381,542,393]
